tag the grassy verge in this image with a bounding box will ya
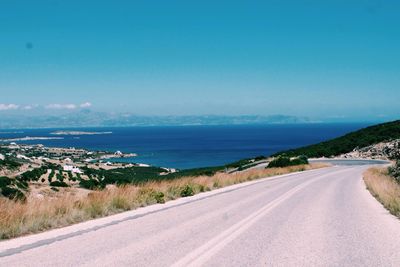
[0,163,327,240]
[364,167,400,217]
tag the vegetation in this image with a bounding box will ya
[77,156,268,190]
[48,169,55,182]
[0,158,22,170]
[0,163,327,239]
[49,181,69,187]
[388,146,400,180]
[0,176,27,201]
[389,161,400,181]
[275,120,400,158]
[56,170,64,182]
[1,163,63,200]
[20,167,47,182]
[78,166,167,189]
[180,184,195,197]
[364,167,400,218]
[267,155,308,168]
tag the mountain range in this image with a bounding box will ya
[0,111,312,129]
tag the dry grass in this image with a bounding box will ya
[0,163,327,240]
[364,167,400,217]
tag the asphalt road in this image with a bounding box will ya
[1,165,400,266]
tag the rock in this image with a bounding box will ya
[340,139,400,160]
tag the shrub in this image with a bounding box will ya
[290,155,309,165]
[267,155,308,168]
[0,176,28,200]
[49,181,69,187]
[267,157,291,168]
[14,179,28,190]
[0,159,22,170]
[1,186,25,201]
[213,181,220,188]
[79,178,103,190]
[389,161,400,181]
[48,169,55,182]
[57,171,64,182]
[152,191,165,203]
[180,184,194,197]
[20,167,47,182]
[0,176,12,187]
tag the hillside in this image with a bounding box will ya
[274,120,400,158]
[341,139,399,159]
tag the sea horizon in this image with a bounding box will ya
[0,123,372,169]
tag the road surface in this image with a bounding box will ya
[1,165,400,266]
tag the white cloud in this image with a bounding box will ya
[45,104,77,110]
[1,103,91,111]
[23,104,39,110]
[0,104,19,111]
[80,102,92,108]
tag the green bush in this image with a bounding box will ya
[0,176,12,187]
[49,181,69,187]
[267,156,308,168]
[79,178,104,190]
[290,155,309,165]
[1,186,25,200]
[180,184,195,197]
[0,176,28,200]
[0,159,22,170]
[153,191,165,203]
[56,170,64,182]
[48,169,55,182]
[389,161,400,181]
[20,167,47,182]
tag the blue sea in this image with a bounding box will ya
[0,124,371,169]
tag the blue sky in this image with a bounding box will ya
[1,0,399,121]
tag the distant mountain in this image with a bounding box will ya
[0,111,311,129]
[275,120,400,158]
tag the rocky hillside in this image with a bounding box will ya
[275,120,400,158]
[340,139,400,160]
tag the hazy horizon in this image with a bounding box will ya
[1,1,400,123]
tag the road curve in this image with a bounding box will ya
[1,165,400,266]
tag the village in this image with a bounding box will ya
[0,142,177,200]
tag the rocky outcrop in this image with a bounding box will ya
[340,139,400,160]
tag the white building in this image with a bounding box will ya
[16,154,30,160]
[63,165,83,174]
[8,142,20,149]
[137,163,150,167]
[0,154,5,160]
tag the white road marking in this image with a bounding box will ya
[172,170,347,267]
